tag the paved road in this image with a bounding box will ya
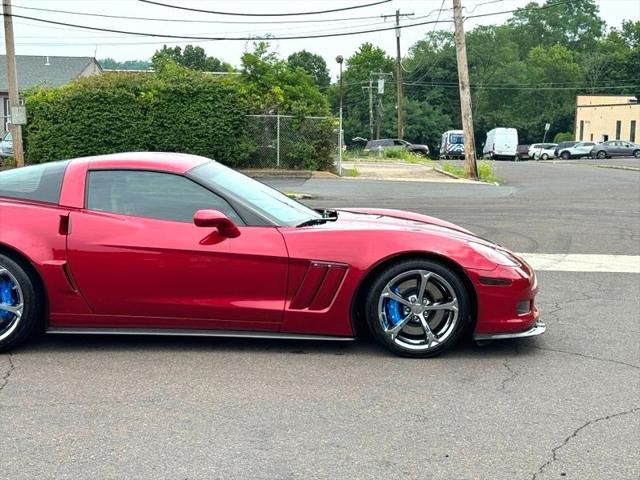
[2,161,639,479]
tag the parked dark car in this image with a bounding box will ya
[364,138,430,156]
[515,144,531,161]
[554,141,578,157]
[590,140,640,159]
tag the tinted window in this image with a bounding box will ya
[450,134,464,144]
[0,160,69,204]
[86,170,242,224]
[189,161,321,227]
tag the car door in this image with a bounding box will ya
[66,169,289,331]
[618,141,632,157]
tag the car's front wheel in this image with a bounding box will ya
[633,150,640,158]
[541,153,549,160]
[0,254,43,352]
[365,259,471,357]
[561,151,571,160]
[596,150,607,159]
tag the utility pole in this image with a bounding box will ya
[362,79,374,140]
[394,9,404,139]
[452,0,477,179]
[381,10,412,140]
[2,0,25,167]
[336,55,344,176]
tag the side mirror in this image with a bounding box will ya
[193,209,240,238]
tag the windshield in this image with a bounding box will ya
[450,134,464,144]
[188,161,321,227]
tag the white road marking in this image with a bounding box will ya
[517,253,640,273]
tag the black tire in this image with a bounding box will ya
[0,254,43,352]
[541,153,549,160]
[633,150,640,159]
[364,258,471,358]
[596,150,607,159]
[561,151,571,160]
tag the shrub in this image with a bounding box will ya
[24,70,247,167]
[553,131,574,143]
[23,68,336,170]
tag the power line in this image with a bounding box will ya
[3,17,396,39]
[138,0,391,17]
[3,12,452,41]
[404,78,640,86]
[9,4,391,25]
[403,81,640,90]
[401,0,446,75]
[1,0,585,43]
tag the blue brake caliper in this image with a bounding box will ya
[385,287,403,327]
[0,277,13,322]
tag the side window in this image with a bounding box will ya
[0,160,69,204]
[393,140,404,146]
[86,170,243,224]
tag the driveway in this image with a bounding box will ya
[2,160,638,479]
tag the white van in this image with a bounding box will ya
[439,130,465,159]
[483,128,518,160]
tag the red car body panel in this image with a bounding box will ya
[0,153,539,340]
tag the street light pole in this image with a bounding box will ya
[336,55,344,176]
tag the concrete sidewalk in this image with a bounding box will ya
[342,160,483,183]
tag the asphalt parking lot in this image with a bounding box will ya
[2,160,639,479]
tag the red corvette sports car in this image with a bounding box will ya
[0,152,544,357]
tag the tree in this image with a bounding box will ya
[240,41,328,116]
[151,45,231,72]
[99,58,151,70]
[287,50,331,89]
[331,43,395,143]
[508,0,605,55]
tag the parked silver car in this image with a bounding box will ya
[590,140,640,159]
[0,131,12,158]
[557,141,596,159]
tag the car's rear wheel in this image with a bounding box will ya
[365,259,471,357]
[596,150,607,159]
[633,150,640,158]
[0,254,42,352]
[561,151,571,160]
[541,153,549,160]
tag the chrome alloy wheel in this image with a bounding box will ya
[0,267,24,342]
[377,269,459,351]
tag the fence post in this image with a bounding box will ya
[276,113,281,167]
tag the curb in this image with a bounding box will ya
[285,192,314,200]
[241,169,339,179]
[434,166,462,179]
[434,166,499,185]
[595,165,640,172]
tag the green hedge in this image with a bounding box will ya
[22,71,241,167]
[24,69,336,171]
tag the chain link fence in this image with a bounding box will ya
[244,114,338,171]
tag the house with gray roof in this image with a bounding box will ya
[0,55,102,132]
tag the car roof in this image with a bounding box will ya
[68,152,211,174]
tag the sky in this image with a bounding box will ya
[2,0,639,79]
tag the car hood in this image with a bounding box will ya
[333,208,496,246]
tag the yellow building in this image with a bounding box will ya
[575,95,640,143]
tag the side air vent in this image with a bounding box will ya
[289,262,348,311]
